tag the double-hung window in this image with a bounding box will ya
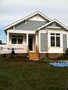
[12,36,17,44]
[11,35,23,44]
[18,36,23,44]
[50,33,60,47]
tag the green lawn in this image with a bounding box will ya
[0,59,68,90]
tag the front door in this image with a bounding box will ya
[29,35,33,51]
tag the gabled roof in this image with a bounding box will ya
[37,19,68,31]
[4,11,51,30]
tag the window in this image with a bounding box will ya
[18,36,23,44]
[50,33,60,47]
[56,37,60,47]
[12,36,17,44]
[11,35,23,44]
[51,36,55,46]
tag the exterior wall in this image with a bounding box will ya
[39,53,62,59]
[47,53,62,59]
[40,33,47,51]
[39,30,47,53]
[39,53,47,59]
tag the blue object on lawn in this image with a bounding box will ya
[49,62,68,67]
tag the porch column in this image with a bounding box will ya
[7,32,9,45]
[26,34,28,46]
[36,34,37,46]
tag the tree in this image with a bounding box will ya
[0,40,2,44]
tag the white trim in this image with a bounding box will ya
[7,32,9,45]
[7,29,35,34]
[48,47,63,53]
[67,33,68,48]
[36,33,37,46]
[39,51,48,53]
[26,34,28,45]
[38,31,40,52]
[4,11,51,30]
[50,33,61,47]
[46,26,61,29]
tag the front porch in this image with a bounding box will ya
[7,32,39,60]
[8,33,36,51]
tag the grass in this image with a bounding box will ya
[0,58,68,90]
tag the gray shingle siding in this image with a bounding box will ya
[15,20,46,30]
[63,34,67,52]
[40,33,47,51]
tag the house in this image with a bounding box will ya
[4,11,68,60]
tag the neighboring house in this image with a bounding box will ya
[4,11,68,60]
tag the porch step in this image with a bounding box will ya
[28,51,39,61]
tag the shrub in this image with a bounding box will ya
[11,48,15,55]
[40,57,50,63]
[11,48,16,58]
[3,54,6,58]
[65,48,68,55]
[57,48,68,60]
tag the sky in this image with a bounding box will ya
[0,0,68,43]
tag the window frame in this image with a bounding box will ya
[18,36,23,44]
[11,35,23,44]
[11,36,17,44]
[50,33,60,47]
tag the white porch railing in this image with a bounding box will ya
[0,44,28,54]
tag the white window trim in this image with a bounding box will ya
[11,35,24,44]
[50,33,61,47]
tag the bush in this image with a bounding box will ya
[65,48,68,55]
[40,57,50,63]
[57,48,68,60]
[3,54,6,58]
[11,48,16,58]
[11,48,15,55]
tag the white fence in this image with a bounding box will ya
[0,44,27,54]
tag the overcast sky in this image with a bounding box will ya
[0,0,68,43]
